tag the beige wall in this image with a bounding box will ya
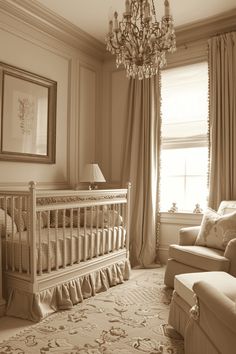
[0,9,103,189]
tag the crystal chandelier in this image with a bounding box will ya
[105,0,176,80]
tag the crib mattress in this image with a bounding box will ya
[3,226,125,273]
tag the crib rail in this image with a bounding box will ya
[1,182,130,284]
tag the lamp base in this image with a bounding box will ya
[89,183,98,190]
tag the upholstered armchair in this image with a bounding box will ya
[164,201,236,288]
[185,280,236,354]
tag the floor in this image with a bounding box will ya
[0,268,161,343]
[0,316,32,342]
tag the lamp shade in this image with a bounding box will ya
[80,164,106,183]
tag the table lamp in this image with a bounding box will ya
[80,163,106,190]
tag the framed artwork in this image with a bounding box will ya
[0,62,57,163]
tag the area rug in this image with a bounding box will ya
[0,268,184,354]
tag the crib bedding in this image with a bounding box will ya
[4,226,125,273]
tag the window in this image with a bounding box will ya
[160,62,209,212]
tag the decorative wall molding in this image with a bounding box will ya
[1,1,235,64]
[166,38,208,68]
[176,8,236,46]
[78,64,97,178]
[0,16,72,187]
[0,5,103,189]
[0,0,106,60]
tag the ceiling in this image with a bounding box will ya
[36,0,236,43]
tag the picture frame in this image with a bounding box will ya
[0,62,57,163]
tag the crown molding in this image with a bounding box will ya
[0,1,235,61]
[0,0,107,60]
[176,8,236,46]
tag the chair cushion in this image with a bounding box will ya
[169,244,229,272]
[218,201,236,215]
[195,208,236,250]
[175,271,236,307]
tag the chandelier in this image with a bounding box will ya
[105,0,176,80]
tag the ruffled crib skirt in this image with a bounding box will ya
[6,259,130,322]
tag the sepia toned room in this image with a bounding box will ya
[0,0,235,353]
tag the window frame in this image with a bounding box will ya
[160,61,209,212]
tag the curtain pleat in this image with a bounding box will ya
[208,32,236,210]
[121,76,161,267]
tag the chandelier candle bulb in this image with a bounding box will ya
[109,20,113,34]
[144,1,151,20]
[105,0,176,79]
[125,0,131,13]
[114,12,119,31]
[164,0,170,16]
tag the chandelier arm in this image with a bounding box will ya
[108,40,121,51]
[130,0,141,21]
[151,0,158,22]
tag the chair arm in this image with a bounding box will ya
[193,281,236,332]
[178,226,200,246]
[224,238,236,277]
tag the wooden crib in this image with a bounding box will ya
[0,182,131,321]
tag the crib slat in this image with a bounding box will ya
[121,204,125,249]
[77,208,80,263]
[106,206,110,254]
[112,204,115,251]
[89,207,93,259]
[63,209,66,268]
[101,205,105,255]
[116,204,120,250]
[4,197,8,271]
[18,197,22,273]
[70,208,73,266]
[83,208,87,261]
[38,212,42,275]
[10,197,15,272]
[47,211,51,273]
[26,196,30,275]
[95,205,99,258]
[29,182,38,282]
[55,210,59,271]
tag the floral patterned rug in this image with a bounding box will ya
[0,268,184,354]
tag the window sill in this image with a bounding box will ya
[160,211,203,225]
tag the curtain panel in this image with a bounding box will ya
[121,76,161,268]
[208,32,236,210]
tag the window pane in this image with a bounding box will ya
[160,176,185,211]
[185,147,208,175]
[161,149,185,175]
[185,176,208,210]
[160,147,208,212]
